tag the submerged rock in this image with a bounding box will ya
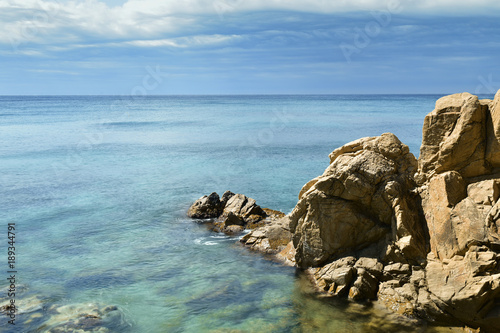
[42,302,127,333]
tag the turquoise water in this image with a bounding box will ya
[0,95,483,332]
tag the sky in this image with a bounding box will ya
[1,0,500,95]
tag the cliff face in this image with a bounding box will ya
[240,90,500,332]
[289,133,427,268]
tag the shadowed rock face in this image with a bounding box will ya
[187,192,223,219]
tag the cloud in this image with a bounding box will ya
[2,0,500,50]
[125,34,243,48]
[27,68,79,75]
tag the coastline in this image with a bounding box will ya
[188,90,500,332]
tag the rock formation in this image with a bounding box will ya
[188,90,500,332]
[288,133,427,268]
[187,191,283,235]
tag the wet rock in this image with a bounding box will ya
[0,295,44,316]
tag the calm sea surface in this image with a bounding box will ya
[0,95,490,332]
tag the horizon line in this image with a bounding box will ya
[0,92,483,97]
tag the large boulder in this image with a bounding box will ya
[422,171,472,259]
[378,248,500,332]
[417,93,491,182]
[289,133,427,268]
[222,193,266,222]
[240,215,293,262]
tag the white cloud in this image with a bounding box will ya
[27,68,79,75]
[0,0,498,51]
[125,34,242,48]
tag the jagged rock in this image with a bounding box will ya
[382,263,411,282]
[417,92,490,181]
[189,90,500,332]
[378,280,421,317]
[289,91,500,330]
[425,249,500,331]
[313,257,357,296]
[220,190,235,206]
[221,211,245,226]
[423,171,498,260]
[289,133,426,268]
[354,257,384,279]
[187,192,223,219]
[467,179,500,206]
[222,193,266,222]
[240,216,292,256]
[349,268,379,300]
[188,191,268,235]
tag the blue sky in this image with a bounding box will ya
[1,0,500,95]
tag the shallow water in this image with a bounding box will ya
[0,95,489,332]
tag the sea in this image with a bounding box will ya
[0,94,492,332]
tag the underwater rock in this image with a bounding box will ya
[41,302,128,333]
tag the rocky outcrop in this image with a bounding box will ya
[298,90,500,332]
[289,133,427,268]
[188,90,500,332]
[416,93,491,181]
[187,192,223,219]
[187,191,276,234]
[240,215,295,264]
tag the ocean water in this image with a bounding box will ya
[0,95,488,332]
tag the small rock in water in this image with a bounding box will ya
[187,192,223,219]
